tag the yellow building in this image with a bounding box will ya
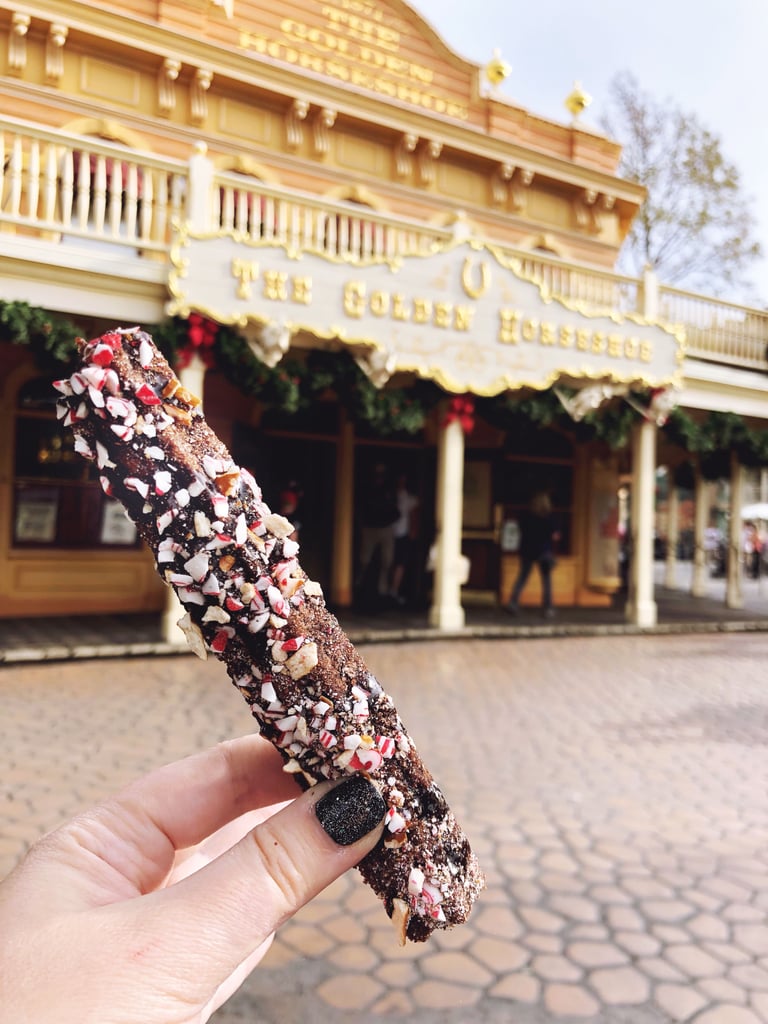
[1,0,767,630]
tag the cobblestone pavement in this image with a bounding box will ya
[3,634,768,1022]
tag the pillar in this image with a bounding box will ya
[639,265,659,320]
[186,141,215,232]
[726,451,744,609]
[691,468,710,598]
[626,419,658,627]
[330,411,355,608]
[664,476,679,588]
[161,354,207,645]
[428,416,466,631]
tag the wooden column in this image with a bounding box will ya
[428,416,466,631]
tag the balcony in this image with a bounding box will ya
[2,114,767,373]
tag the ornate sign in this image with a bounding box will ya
[168,229,685,396]
[236,0,474,121]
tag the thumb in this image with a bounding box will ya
[134,774,385,996]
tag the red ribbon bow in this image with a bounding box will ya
[177,314,218,369]
[443,394,475,434]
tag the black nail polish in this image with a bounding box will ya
[315,774,386,846]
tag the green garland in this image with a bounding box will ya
[0,300,82,368]
[3,299,767,466]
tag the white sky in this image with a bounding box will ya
[412,0,768,306]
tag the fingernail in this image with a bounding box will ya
[315,774,386,846]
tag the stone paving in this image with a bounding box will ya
[3,634,768,1022]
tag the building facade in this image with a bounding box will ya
[2,0,767,631]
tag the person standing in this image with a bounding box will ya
[355,463,399,605]
[504,491,561,618]
[389,473,420,605]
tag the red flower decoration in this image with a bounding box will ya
[443,394,475,434]
[177,314,218,369]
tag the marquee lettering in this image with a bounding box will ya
[497,308,653,364]
[343,281,474,332]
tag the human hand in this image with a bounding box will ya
[0,736,385,1024]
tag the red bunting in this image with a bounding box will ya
[443,394,475,434]
[177,314,218,369]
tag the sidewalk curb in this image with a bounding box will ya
[4,617,768,665]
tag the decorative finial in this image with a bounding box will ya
[485,49,512,89]
[565,81,592,121]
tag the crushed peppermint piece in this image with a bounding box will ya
[201,573,221,596]
[110,423,134,441]
[138,337,154,367]
[319,729,337,749]
[135,382,162,405]
[234,513,248,546]
[408,867,425,896]
[184,552,210,582]
[82,366,108,389]
[73,435,94,459]
[350,748,383,773]
[157,509,178,534]
[124,477,149,499]
[247,612,270,633]
[154,471,172,495]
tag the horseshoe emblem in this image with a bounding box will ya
[461,257,490,300]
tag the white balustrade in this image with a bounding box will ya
[658,284,768,368]
[1,113,767,372]
[0,115,186,252]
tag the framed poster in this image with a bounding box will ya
[462,460,492,529]
[100,499,138,545]
[14,487,59,543]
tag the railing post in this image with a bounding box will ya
[186,141,214,232]
[639,264,659,321]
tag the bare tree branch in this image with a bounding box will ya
[600,72,761,299]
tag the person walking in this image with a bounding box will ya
[504,491,561,618]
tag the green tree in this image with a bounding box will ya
[600,72,761,298]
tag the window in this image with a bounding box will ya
[12,377,138,548]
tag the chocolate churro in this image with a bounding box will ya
[56,327,484,942]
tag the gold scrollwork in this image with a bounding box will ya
[461,258,490,300]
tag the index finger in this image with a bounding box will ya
[17,735,300,908]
